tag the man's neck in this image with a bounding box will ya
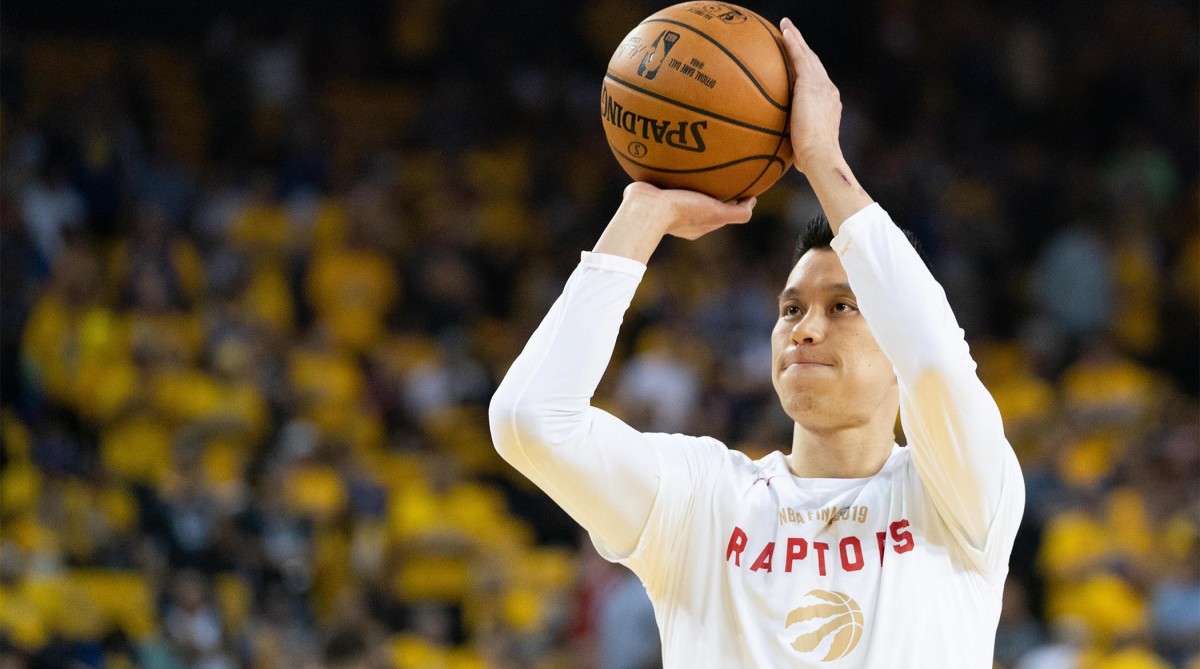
[786,420,896,479]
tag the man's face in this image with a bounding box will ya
[771,249,897,429]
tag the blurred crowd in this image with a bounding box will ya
[0,0,1196,668]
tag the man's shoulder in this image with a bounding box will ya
[644,432,764,477]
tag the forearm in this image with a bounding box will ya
[798,148,875,234]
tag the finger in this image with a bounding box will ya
[779,24,813,76]
[779,17,809,53]
[780,18,830,77]
[780,18,801,45]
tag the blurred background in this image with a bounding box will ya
[0,0,1196,667]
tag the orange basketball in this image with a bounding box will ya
[601,2,793,201]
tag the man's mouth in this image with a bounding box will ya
[781,359,833,371]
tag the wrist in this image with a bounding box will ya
[794,143,845,174]
[618,185,677,234]
[593,189,672,263]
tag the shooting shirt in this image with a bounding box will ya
[489,203,1025,668]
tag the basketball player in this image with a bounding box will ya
[489,18,1024,667]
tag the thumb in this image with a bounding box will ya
[727,196,757,224]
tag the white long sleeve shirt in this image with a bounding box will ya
[489,203,1025,668]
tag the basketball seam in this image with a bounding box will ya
[608,139,785,173]
[639,16,788,111]
[604,73,787,137]
[729,123,788,200]
[750,11,793,82]
[730,23,791,202]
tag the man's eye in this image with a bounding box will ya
[782,305,800,317]
[832,303,855,313]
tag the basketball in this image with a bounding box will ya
[601,2,793,201]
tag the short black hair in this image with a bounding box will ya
[792,213,926,264]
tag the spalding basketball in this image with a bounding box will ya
[601,2,793,201]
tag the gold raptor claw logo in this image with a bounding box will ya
[785,590,864,661]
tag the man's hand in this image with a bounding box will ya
[780,17,843,175]
[778,17,873,232]
[592,182,756,264]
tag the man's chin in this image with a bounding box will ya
[776,387,833,418]
[776,371,833,395]
[782,401,860,432]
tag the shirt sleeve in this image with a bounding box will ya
[832,204,1025,575]
[488,251,715,560]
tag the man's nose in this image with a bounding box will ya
[791,310,825,344]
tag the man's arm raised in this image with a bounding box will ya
[489,184,754,558]
[780,18,1024,572]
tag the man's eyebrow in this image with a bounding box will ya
[777,283,856,302]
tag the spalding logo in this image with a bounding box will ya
[600,86,708,152]
[784,590,864,662]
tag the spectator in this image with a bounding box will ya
[1017,616,1091,669]
[995,579,1046,668]
[597,570,660,669]
[615,327,702,434]
[322,629,372,669]
[1029,221,1116,344]
[164,569,234,669]
[1151,540,1200,665]
[20,157,86,268]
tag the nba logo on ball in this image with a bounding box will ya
[784,590,864,661]
[637,30,680,80]
[697,3,748,23]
